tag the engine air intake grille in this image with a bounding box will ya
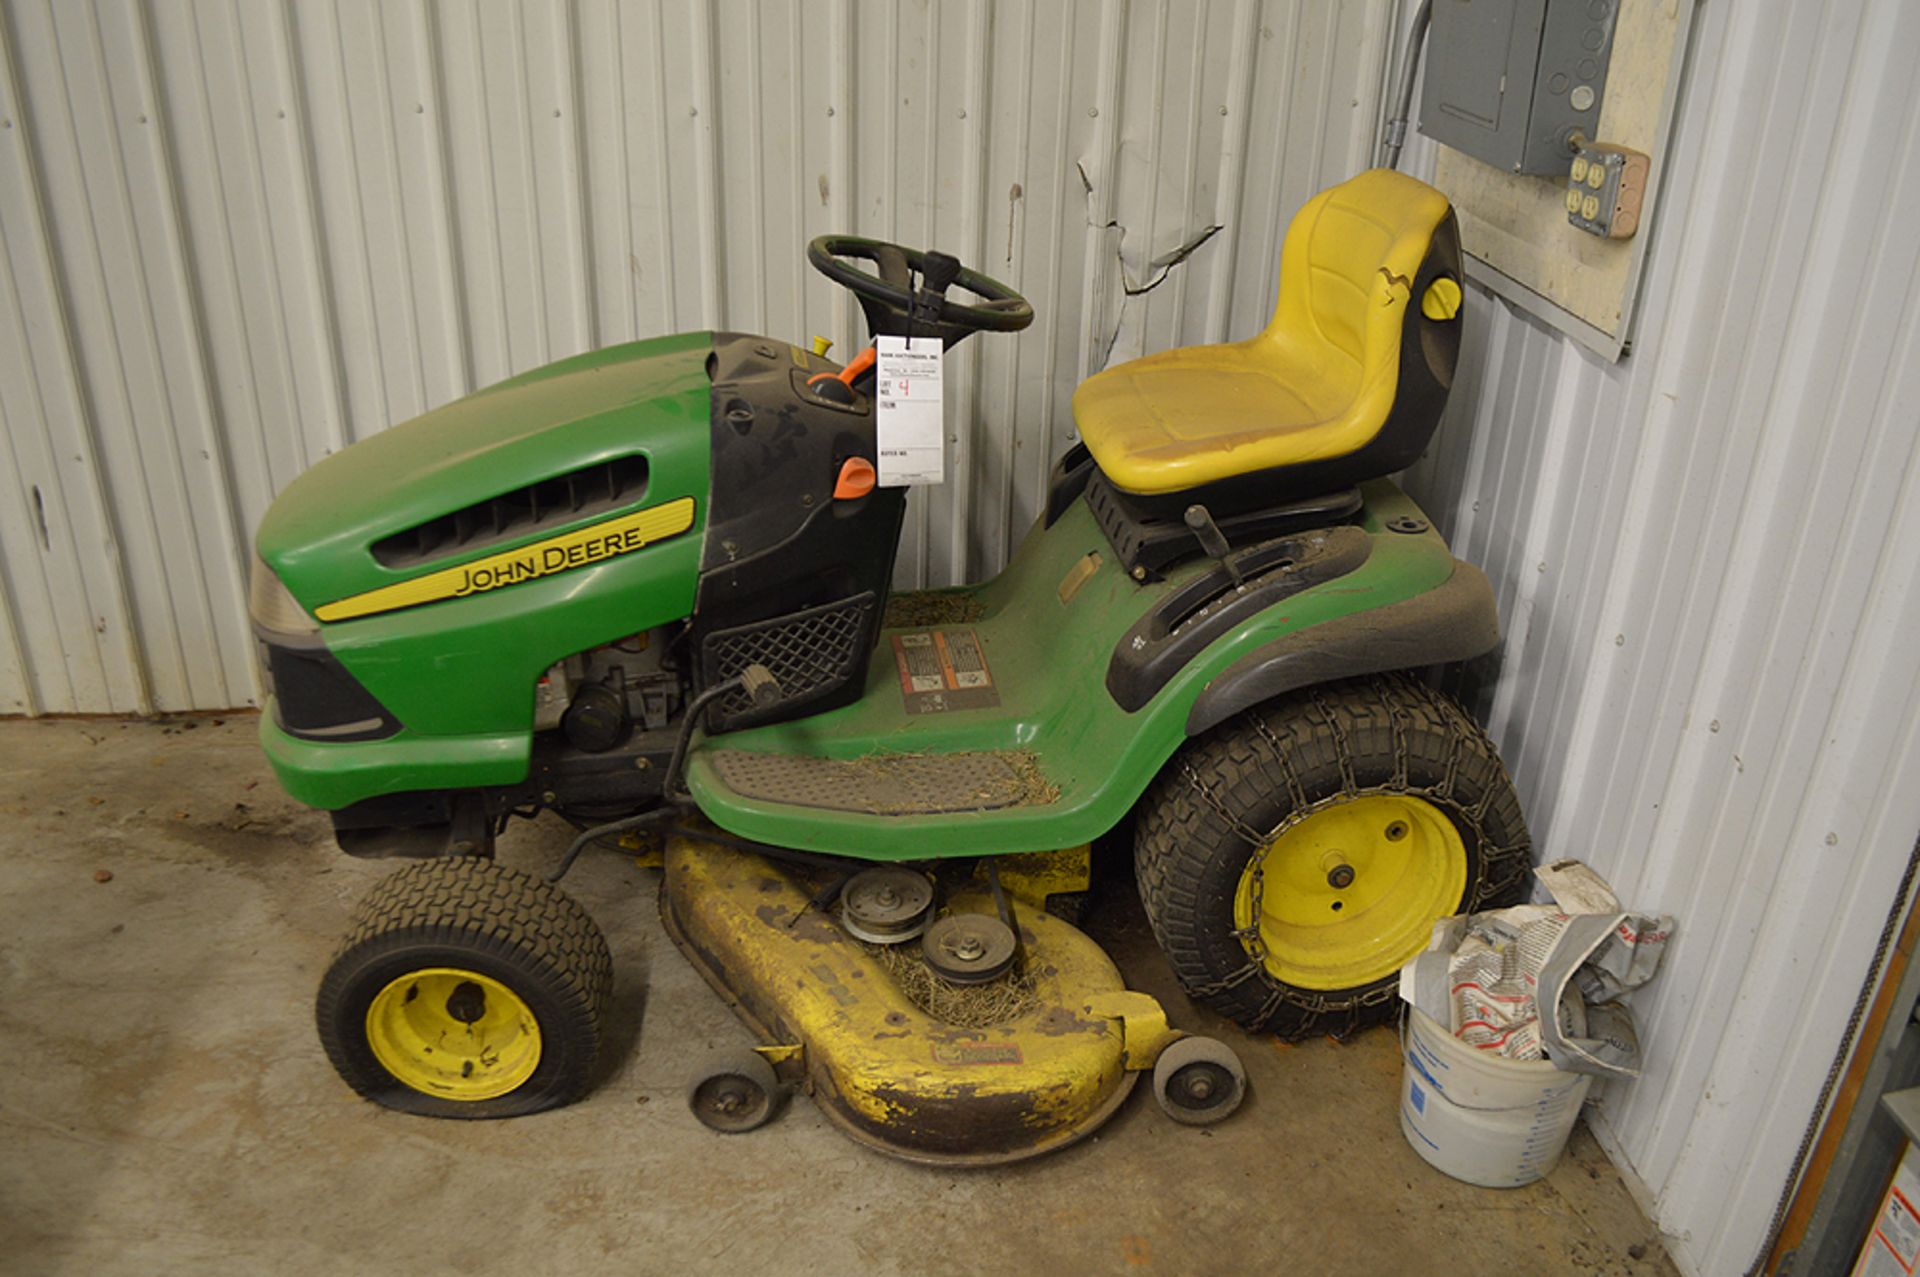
[699,592,877,733]
[371,455,650,568]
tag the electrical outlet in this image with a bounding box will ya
[1567,143,1650,239]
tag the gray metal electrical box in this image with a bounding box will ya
[1418,0,1621,175]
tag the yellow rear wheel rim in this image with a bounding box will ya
[365,967,542,1101]
[1234,794,1467,991]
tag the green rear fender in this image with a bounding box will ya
[685,479,1494,859]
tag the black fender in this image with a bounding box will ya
[1183,560,1501,736]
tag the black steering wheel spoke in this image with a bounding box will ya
[871,244,913,293]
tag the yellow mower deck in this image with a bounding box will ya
[660,834,1183,1165]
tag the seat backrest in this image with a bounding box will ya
[1257,168,1463,488]
[1266,168,1454,380]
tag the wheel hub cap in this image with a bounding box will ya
[1169,1062,1235,1113]
[1233,794,1467,990]
[365,966,542,1101]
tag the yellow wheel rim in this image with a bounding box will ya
[364,967,542,1101]
[1234,794,1467,991]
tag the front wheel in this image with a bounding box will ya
[316,856,613,1118]
[1135,674,1529,1040]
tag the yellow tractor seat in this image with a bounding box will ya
[1073,168,1463,501]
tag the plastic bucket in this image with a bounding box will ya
[1399,1007,1593,1188]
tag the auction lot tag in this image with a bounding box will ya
[875,335,944,486]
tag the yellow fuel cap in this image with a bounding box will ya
[810,335,834,357]
[1420,276,1463,321]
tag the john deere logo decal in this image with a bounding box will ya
[314,496,696,623]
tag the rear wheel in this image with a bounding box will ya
[1135,674,1529,1040]
[316,856,613,1118]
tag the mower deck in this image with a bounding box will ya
[660,833,1180,1165]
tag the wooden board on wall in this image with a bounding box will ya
[1430,0,1694,357]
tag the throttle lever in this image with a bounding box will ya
[1185,504,1247,589]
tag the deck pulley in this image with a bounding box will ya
[839,867,935,944]
[922,913,1018,984]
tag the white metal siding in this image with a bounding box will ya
[1398,0,1920,1271]
[0,0,1391,714]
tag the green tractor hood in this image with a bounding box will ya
[258,331,714,612]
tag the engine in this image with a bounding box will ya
[533,626,686,753]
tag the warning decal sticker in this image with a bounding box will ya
[890,628,999,714]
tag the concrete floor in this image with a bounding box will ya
[0,715,1676,1276]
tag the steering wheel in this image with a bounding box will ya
[806,236,1034,343]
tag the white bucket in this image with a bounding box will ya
[1399,1007,1594,1188]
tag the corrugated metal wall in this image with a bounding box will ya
[1398,0,1920,1271]
[0,0,1390,715]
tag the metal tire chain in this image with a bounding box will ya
[1181,673,1528,1037]
[1384,673,1531,906]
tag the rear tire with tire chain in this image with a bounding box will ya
[316,856,613,1118]
[1135,673,1530,1040]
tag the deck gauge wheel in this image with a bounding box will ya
[688,1051,785,1133]
[1152,1036,1247,1126]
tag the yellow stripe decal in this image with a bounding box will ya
[315,496,697,623]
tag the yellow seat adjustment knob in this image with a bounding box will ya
[1420,276,1463,321]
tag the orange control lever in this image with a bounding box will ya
[833,456,877,500]
[807,344,877,392]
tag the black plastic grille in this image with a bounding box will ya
[371,455,650,568]
[700,592,876,732]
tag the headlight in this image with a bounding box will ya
[249,551,320,635]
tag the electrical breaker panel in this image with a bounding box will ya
[1419,0,1621,175]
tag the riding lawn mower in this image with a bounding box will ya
[248,166,1531,1163]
